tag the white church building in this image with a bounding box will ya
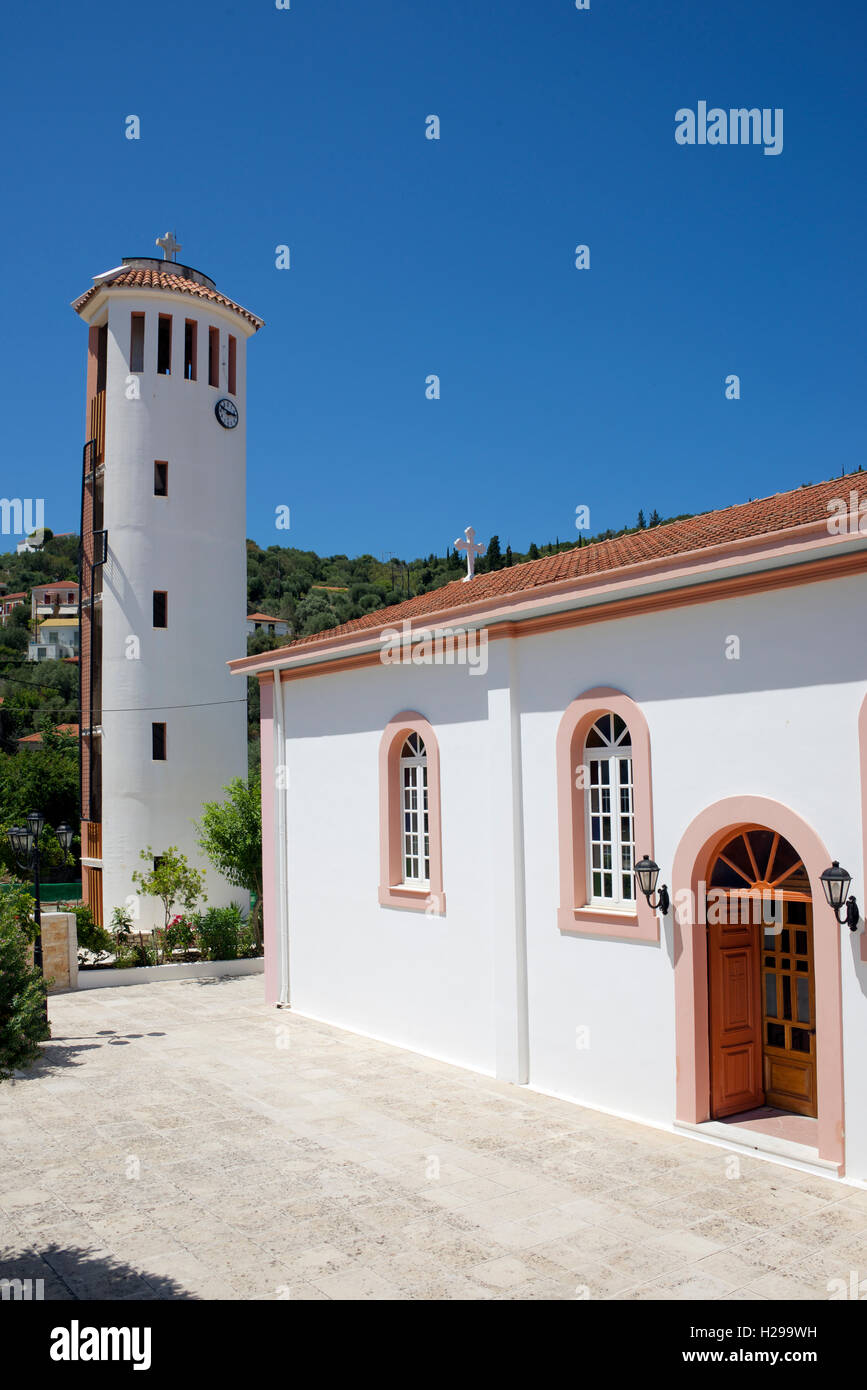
[72,240,262,926]
[232,479,867,1181]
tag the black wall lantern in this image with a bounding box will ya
[820,861,861,931]
[634,854,670,915]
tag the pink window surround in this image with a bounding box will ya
[378,710,445,915]
[671,796,844,1170]
[556,687,658,942]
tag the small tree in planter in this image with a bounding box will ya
[0,885,50,1080]
[196,777,263,947]
[131,846,205,936]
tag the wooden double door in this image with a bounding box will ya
[707,827,817,1120]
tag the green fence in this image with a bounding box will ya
[0,881,82,902]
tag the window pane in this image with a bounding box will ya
[765,973,776,1018]
[796,977,810,1024]
[781,976,792,1020]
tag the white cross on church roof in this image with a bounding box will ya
[454,526,485,581]
[156,231,182,262]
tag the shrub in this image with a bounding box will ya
[164,915,198,961]
[0,887,49,1079]
[114,933,157,969]
[195,904,246,961]
[59,901,114,963]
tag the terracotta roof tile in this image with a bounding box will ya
[72,269,263,330]
[286,475,859,648]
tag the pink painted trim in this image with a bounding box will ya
[229,520,860,678]
[860,694,867,964]
[671,797,845,1171]
[555,688,658,942]
[259,677,278,1004]
[378,711,445,915]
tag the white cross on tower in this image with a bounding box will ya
[156,231,182,262]
[454,526,485,582]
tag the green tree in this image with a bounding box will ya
[649,509,661,526]
[295,591,340,637]
[0,885,49,1081]
[528,542,540,560]
[0,736,79,876]
[196,777,263,946]
[486,535,503,571]
[131,846,204,928]
[637,509,647,529]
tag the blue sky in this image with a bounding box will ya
[3,0,864,560]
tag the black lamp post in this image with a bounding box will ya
[819,861,861,932]
[634,853,670,916]
[6,814,74,995]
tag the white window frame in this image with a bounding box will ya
[585,714,635,909]
[400,732,430,888]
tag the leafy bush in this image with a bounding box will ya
[195,904,247,961]
[0,887,49,1079]
[164,915,198,961]
[58,901,114,962]
[238,923,260,959]
[114,933,157,969]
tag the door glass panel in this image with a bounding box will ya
[796,976,810,1024]
[795,931,808,955]
[781,975,792,1020]
[764,973,776,1017]
[767,1022,785,1047]
[791,1028,812,1053]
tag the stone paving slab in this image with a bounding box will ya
[0,975,865,1301]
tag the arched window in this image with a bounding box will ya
[400,731,429,885]
[556,688,656,940]
[585,713,635,907]
[379,712,445,914]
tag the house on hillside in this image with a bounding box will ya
[231,476,867,1184]
[0,592,27,626]
[28,618,79,662]
[17,723,79,748]
[32,582,79,621]
[247,612,290,639]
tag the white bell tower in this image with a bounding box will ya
[72,241,264,928]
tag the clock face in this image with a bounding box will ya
[215,397,239,430]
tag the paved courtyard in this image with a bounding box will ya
[2,975,866,1301]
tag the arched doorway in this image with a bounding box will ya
[671,795,844,1171]
[706,825,817,1120]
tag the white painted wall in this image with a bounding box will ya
[275,570,867,1176]
[98,289,252,926]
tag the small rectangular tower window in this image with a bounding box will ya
[157,315,172,375]
[183,319,197,381]
[154,461,168,497]
[208,327,219,387]
[228,335,237,395]
[152,723,166,761]
[153,591,167,628]
[130,314,145,373]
